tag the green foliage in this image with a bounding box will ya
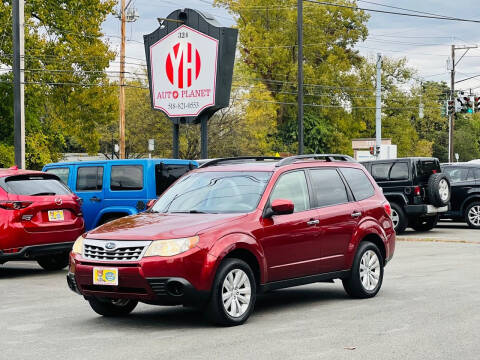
[0,143,14,168]
[0,0,116,167]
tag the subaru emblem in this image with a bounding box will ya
[105,242,116,251]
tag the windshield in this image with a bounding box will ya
[151,171,272,214]
[5,176,71,196]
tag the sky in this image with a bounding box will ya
[102,0,480,94]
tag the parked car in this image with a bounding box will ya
[440,163,480,229]
[67,154,395,326]
[43,159,197,231]
[361,157,451,233]
[0,167,84,270]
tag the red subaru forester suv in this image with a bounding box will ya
[68,155,395,325]
[0,167,84,270]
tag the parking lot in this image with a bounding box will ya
[1,223,478,360]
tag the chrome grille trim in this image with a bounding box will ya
[83,239,151,262]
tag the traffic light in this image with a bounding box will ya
[447,100,455,115]
[465,95,474,113]
[369,146,375,155]
[475,97,480,112]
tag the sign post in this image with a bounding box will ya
[144,9,238,158]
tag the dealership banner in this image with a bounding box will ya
[144,9,238,124]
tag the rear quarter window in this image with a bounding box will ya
[371,163,392,181]
[340,167,375,201]
[110,165,143,191]
[155,164,191,196]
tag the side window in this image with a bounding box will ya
[45,167,70,185]
[309,169,349,207]
[466,169,476,181]
[340,167,375,201]
[110,165,144,191]
[474,168,480,180]
[443,167,468,183]
[389,162,409,181]
[371,163,392,181]
[155,164,190,196]
[77,167,103,191]
[270,171,310,213]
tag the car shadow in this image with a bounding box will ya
[82,284,349,329]
[0,262,62,279]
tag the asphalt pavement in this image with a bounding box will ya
[1,227,479,360]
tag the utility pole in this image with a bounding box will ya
[449,44,455,163]
[375,53,382,158]
[297,0,304,155]
[13,0,25,169]
[119,0,126,159]
[449,44,478,162]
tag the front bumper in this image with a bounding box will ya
[0,241,74,263]
[68,248,213,306]
[405,204,448,216]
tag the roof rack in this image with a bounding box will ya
[199,156,283,168]
[275,154,356,167]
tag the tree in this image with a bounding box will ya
[215,0,369,154]
[0,0,117,169]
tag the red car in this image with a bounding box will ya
[0,167,84,270]
[67,155,395,325]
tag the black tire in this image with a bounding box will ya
[205,258,256,326]
[465,202,480,229]
[410,215,438,232]
[98,214,124,226]
[390,202,407,234]
[88,297,138,317]
[427,173,450,207]
[36,253,69,271]
[342,241,384,299]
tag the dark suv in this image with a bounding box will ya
[441,163,480,229]
[361,158,450,233]
[67,155,395,326]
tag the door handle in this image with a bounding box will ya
[351,211,362,218]
[307,219,320,226]
[90,197,101,203]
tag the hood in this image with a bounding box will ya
[87,212,247,240]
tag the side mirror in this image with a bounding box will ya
[270,199,294,216]
[146,199,156,209]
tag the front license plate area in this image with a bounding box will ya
[93,267,118,286]
[48,210,64,221]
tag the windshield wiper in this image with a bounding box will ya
[30,192,56,196]
[171,210,213,214]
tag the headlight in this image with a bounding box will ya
[144,236,199,257]
[72,235,84,255]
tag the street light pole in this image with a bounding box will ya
[297,0,304,155]
[119,0,126,159]
[13,0,25,169]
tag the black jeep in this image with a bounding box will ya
[361,157,451,233]
[440,163,480,229]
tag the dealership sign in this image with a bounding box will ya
[150,25,218,117]
[144,9,237,124]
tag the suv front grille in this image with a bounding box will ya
[83,239,151,262]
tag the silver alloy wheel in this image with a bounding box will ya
[391,209,399,229]
[222,269,251,318]
[359,250,381,291]
[438,179,450,202]
[468,205,480,227]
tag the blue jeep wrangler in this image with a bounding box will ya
[42,159,197,230]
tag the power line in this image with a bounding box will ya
[304,0,480,24]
